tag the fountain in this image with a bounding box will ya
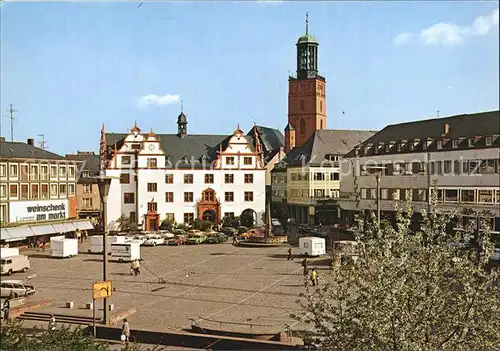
[238,201,288,247]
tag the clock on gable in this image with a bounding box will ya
[148,144,155,152]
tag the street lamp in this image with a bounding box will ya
[93,172,117,325]
[365,166,386,227]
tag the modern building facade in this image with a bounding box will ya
[100,114,283,231]
[339,110,500,233]
[0,137,93,244]
[271,129,376,225]
[66,151,102,221]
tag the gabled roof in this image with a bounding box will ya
[0,141,66,161]
[66,152,100,175]
[276,129,377,168]
[246,125,284,161]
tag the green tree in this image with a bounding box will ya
[116,215,138,233]
[294,195,500,350]
[221,215,240,228]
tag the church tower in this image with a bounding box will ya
[285,12,326,152]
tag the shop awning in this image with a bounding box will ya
[73,220,95,230]
[0,228,12,241]
[3,227,35,242]
[63,223,76,232]
[51,223,68,233]
[30,225,57,236]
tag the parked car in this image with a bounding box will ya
[1,280,36,298]
[220,227,238,236]
[205,234,228,244]
[167,235,188,246]
[143,235,165,246]
[132,235,147,245]
[158,230,174,239]
[187,235,207,245]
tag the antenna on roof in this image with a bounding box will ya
[5,104,18,142]
[437,110,440,117]
[37,134,47,150]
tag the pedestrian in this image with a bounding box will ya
[48,314,56,330]
[287,245,292,261]
[302,254,309,276]
[121,318,130,344]
[232,234,238,245]
[311,269,319,287]
[3,299,10,323]
[130,260,140,276]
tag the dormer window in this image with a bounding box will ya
[485,136,492,146]
[385,145,390,153]
[452,140,458,148]
[131,144,141,150]
[468,138,475,147]
[397,142,402,152]
[437,140,443,150]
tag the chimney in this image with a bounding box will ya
[443,123,450,135]
[27,138,35,146]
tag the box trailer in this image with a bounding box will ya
[89,235,126,254]
[1,248,20,258]
[51,238,78,258]
[299,237,326,257]
[110,242,141,262]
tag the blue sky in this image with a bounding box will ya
[1,1,498,155]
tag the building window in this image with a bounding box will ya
[244,174,253,183]
[82,171,91,178]
[314,173,324,181]
[9,184,18,199]
[20,184,29,200]
[299,99,305,111]
[0,204,7,223]
[184,174,194,184]
[130,211,136,223]
[83,184,92,193]
[147,183,157,192]
[226,157,235,165]
[330,172,340,181]
[460,189,475,203]
[59,166,67,178]
[478,190,493,203]
[131,144,141,150]
[68,183,75,196]
[50,184,58,197]
[120,174,130,184]
[124,193,135,204]
[480,160,496,174]
[203,190,215,202]
[225,192,234,202]
[205,174,214,183]
[184,192,194,202]
[9,164,18,179]
[0,164,6,178]
[224,212,235,218]
[20,165,29,181]
[452,140,458,148]
[244,191,253,202]
[496,190,500,204]
[122,156,131,165]
[30,184,39,199]
[413,189,427,202]
[183,213,194,224]
[361,189,367,199]
[320,101,323,112]
[436,141,442,150]
[41,184,49,199]
[147,202,158,212]
[59,184,67,197]
[165,192,174,202]
[300,118,306,136]
[82,198,93,208]
[147,158,157,168]
[444,189,458,202]
[485,136,493,146]
[165,174,174,184]
[165,213,175,222]
[68,166,76,179]
[225,174,234,183]
[0,184,6,199]
[243,157,252,165]
[50,165,57,178]
[468,138,475,147]
[381,189,388,200]
[29,165,38,181]
[40,165,49,180]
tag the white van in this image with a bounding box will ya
[51,238,78,258]
[0,255,31,275]
[110,242,141,262]
[299,237,326,257]
[0,280,36,298]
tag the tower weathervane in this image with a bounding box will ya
[181,100,183,113]
[306,11,309,34]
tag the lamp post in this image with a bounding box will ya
[94,173,116,325]
[365,166,386,228]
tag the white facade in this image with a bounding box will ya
[103,125,266,229]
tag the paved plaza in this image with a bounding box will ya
[8,241,318,334]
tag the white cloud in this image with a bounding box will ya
[393,32,413,45]
[137,94,180,108]
[394,8,498,46]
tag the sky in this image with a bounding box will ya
[1,1,499,155]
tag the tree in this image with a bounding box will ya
[294,195,500,350]
[221,215,240,228]
[116,215,138,233]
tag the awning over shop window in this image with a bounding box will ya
[51,223,68,233]
[73,221,95,230]
[30,225,58,236]
[1,228,12,241]
[1,220,96,242]
[63,223,76,232]
[3,227,35,242]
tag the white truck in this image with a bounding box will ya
[110,242,141,262]
[0,247,20,258]
[89,235,126,254]
[299,236,326,257]
[1,255,31,275]
[51,238,78,258]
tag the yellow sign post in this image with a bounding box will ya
[93,281,112,299]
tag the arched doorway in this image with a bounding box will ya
[240,209,257,227]
[202,209,216,222]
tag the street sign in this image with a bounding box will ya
[92,281,112,300]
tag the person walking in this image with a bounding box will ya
[130,260,140,276]
[121,318,131,344]
[287,245,293,261]
[3,299,10,323]
[311,269,319,287]
[301,254,309,276]
[48,314,56,330]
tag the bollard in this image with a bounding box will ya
[66,302,74,309]
[85,302,93,310]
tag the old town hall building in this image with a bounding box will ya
[99,112,283,230]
